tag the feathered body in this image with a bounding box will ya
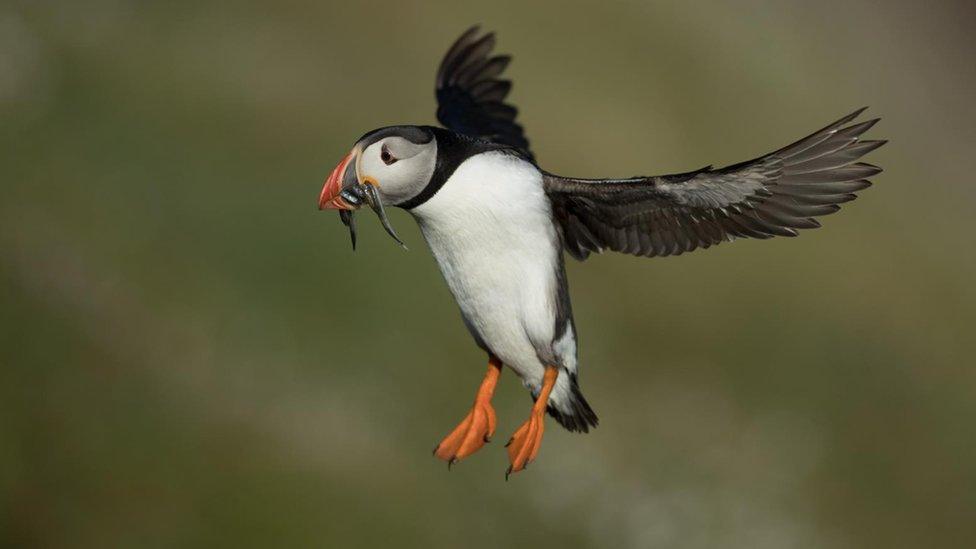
[411,150,596,431]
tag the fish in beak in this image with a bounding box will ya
[318,147,406,250]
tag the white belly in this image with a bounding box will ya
[410,152,559,388]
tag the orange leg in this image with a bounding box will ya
[433,355,502,467]
[505,366,558,479]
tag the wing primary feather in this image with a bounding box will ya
[544,109,883,260]
[436,25,481,88]
[787,140,887,174]
[435,28,532,158]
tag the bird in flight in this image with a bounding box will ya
[318,26,885,478]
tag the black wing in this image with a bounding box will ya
[435,26,533,159]
[545,108,886,260]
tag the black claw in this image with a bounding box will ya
[504,438,513,448]
[448,457,457,470]
[505,466,513,481]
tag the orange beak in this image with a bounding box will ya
[318,151,356,210]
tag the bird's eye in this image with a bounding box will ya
[381,146,397,165]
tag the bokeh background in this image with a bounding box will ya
[2,1,974,547]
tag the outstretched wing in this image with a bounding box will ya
[435,26,533,159]
[545,108,886,260]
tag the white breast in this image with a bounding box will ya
[409,151,560,388]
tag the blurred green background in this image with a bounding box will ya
[2,1,974,548]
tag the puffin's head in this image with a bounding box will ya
[319,126,437,248]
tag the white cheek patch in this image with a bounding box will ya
[386,136,424,160]
[354,144,389,195]
[353,135,436,206]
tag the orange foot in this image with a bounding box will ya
[506,366,558,479]
[433,356,502,467]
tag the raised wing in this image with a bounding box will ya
[545,108,885,260]
[435,26,533,159]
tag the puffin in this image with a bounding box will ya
[318,26,885,478]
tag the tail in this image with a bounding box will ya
[546,373,598,433]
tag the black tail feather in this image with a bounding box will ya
[547,375,598,433]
